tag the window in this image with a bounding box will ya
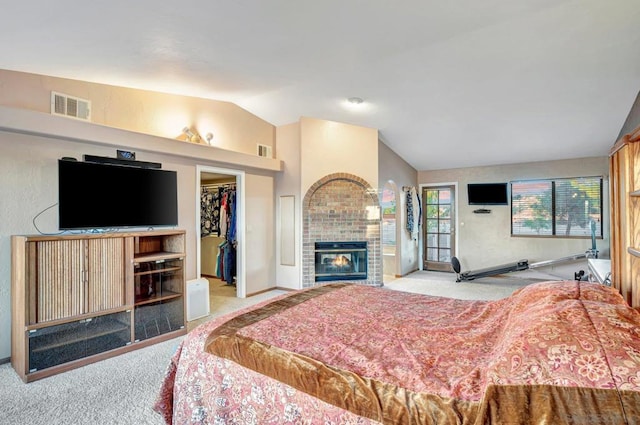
[381,186,396,254]
[511,176,602,238]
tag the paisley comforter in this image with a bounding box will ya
[155,281,640,424]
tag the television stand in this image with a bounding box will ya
[11,229,186,382]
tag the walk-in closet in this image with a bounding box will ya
[200,172,238,302]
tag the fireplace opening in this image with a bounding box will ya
[314,241,367,282]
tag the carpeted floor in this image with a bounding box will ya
[0,270,551,424]
[383,270,544,300]
[186,278,289,332]
[0,283,288,425]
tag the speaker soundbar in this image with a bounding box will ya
[83,154,161,169]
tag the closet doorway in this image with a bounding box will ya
[197,165,246,299]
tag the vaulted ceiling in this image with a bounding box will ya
[1,1,639,170]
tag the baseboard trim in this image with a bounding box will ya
[395,269,419,278]
[246,286,295,297]
[0,356,9,365]
[275,286,296,292]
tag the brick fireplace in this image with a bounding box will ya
[302,172,381,287]
[314,241,368,282]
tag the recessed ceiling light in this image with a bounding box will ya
[347,97,364,105]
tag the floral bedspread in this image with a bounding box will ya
[155,281,640,424]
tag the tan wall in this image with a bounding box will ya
[245,173,276,294]
[0,69,275,155]
[300,117,379,193]
[275,123,303,289]
[418,157,610,272]
[378,140,419,276]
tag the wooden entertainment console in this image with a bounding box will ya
[11,230,186,382]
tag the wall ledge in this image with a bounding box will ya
[0,105,283,173]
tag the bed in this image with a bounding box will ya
[154,281,640,424]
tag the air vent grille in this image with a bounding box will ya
[51,91,91,121]
[257,144,272,158]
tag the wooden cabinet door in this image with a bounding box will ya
[31,239,86,323]
[86,238,126,313]
[29,237,127,323]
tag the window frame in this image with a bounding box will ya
[510,176,603,239]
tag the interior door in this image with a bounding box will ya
[423,185,456,272]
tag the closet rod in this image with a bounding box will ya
[201,183,236,189]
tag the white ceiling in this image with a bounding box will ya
[1,1,639,171]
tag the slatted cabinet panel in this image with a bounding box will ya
[33,239,85,323]
[87,238,126,313]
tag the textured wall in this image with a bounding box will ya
[418,157,610,271]
[378,140,419,276]
[0,69,276,156]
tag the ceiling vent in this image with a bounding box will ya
[257,144,272,158]
[51,91,91,121]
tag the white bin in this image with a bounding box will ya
[186,278,210,321]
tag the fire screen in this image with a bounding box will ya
[314,241,367,282]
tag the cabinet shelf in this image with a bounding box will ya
[135,290,182,306]
[30,319,130,353]
[134,266,182,277]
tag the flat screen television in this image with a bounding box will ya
[58,159,178,230]
[467,183,509,205]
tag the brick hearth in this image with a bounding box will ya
[302,172,381,287]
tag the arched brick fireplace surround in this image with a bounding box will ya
[302,172,382,287]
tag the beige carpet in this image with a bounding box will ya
[0,271,546,424]
[384,270,544,300]
[187,277,289,332]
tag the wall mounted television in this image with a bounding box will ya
[58,159,178,230]
[467,182,509,205]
